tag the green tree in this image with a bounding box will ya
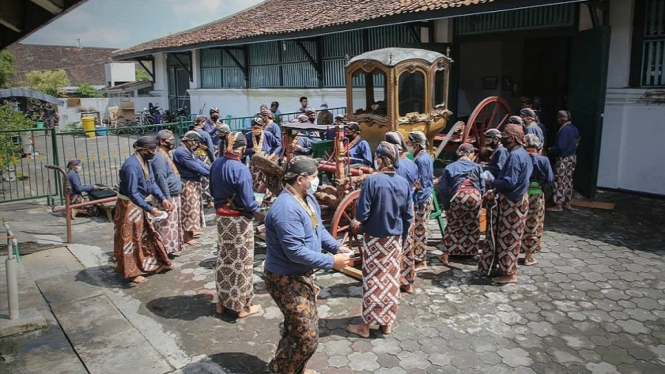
[135,67,150,82]
[26,69,71,96]
[0,103,36,168]
[77,83,102,98]
[0,51,16,88]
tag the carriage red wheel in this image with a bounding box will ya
[462,96,512,148]
[330,190,363,255]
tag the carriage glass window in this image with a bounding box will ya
[351,69,387,116]
[398,71,425,116]
[434,68,446,107]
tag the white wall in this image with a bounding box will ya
[104,62,136,86]
[57,97,160,127]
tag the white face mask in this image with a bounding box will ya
[374,159,380,170]
[75,166,82,172]
[407,145,415,154]
[307,176,319,195]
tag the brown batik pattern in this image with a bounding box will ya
[478,194,529,275]
[400,207,416,287]
[362,234,402,326]
[196,152,213,204]
[113,199,171,279]
[522,192,545,254]
[215,216,254,312]
[553,155,576,204]
[180,180,202,232]
[443,188,482,256]
[264,270,319,374]
[152,194,183,254]
[413,196,432,263]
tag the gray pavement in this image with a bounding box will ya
[1,191,665,373]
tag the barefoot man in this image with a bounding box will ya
[478,124,532,284]
[522,134,553,266]
[264,156,351,374]
[210,132,264,318]
[347,142,413,338]
[548,110,579,212]
[114,136,174,284]
[407,131,434,271]
[173,131,210,245]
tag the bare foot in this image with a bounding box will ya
[215,302,224,315]
[563,203,572,210]
[205,201,214,209]
[380,325,393,334]
[414,261,428,271]
[400,284,414,294]
[237,305,262,318]
[438,253,449,265]
[303,369,317,374]
[493,274,518,284]
[131,275,148,284]
[156,264,173,273]
[347,323,370,338]
[185,239,199,246]
[524,257,540,266]
[193,231,204,237]
[547,205,563,212]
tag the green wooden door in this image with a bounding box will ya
[567,26,611,199]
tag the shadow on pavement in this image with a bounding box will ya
[146,294,216,321]
[74,266,132,290]
[208,352,270,374]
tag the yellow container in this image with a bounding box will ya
[81,117,96,138]
[479,208,487,233]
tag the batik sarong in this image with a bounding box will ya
[265,270,319,374]
[215,216,254,312]
[553,155,576,204]
[400,207,416,287]
[362,234,402,326]
[113,199,172,279]
[195,152,213,205]
[249,163,266,193]
[478,193,529,275]
[152,194,183,254]
[413,196,432,263]
[443,187,482,256]
[181,180,202,232]
[522,192,545,254]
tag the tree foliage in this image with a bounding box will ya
[135,67,150,82]
[26,69,71,96]
[0,51,17,88]
[0,103,37,168]
[77,83,102,98]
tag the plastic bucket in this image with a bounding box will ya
[36,121,45,129]
[81,117,96,138]
[96,125,107,137]
[479,208,487,233]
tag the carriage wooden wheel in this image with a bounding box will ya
[330,190,364,273]
[461,96,512,148]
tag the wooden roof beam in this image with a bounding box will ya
[30,0,62,15]
[0,0,22,33]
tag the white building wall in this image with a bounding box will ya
[598,0,665,195]
[104,62,136,86]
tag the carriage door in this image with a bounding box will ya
[567,26,611,199]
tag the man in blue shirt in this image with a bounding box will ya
[478,124,532,284]
[203,107,222,148]
[153,130,184,255]
[115,136,174,284]
[210,132,264,319]
[345,122,372,166]
[521,108,545,148]
[260,107,282,141]
[66,159,98,218]
[173,131,210,246]
[325,114,346,140]
[407,130,433,271]
[270,101,282,124]
[264,156,351,374]
[193,116,215,208]
[547,110,579,212]
[348,142,413,338]
[483,128,508,180]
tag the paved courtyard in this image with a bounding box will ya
[1,191,665,374]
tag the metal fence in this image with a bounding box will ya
[0,106,346,206]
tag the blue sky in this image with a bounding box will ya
[24,0,263,49]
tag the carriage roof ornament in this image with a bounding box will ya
[389,52,393,65]
[345,54,350,66]
[446,47,450,57]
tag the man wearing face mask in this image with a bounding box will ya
[216,124,231,158]
[325,114,346,140]
[347,142,413,339]
[259,107,282,141]
[245,117,282,192]
[152,130,184,255]
[406,131,434,271]
[193,116,216,208]
[210,132,264,319]
[66,159,99,218]
[204,107,222,147]
[173,131,210,246]
[478,124,532,284]
[483,128,508,181]
[115,136,174,284]
[345,122,372,166]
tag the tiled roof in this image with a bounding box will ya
[113,0,498,59]
[7,43,115,86]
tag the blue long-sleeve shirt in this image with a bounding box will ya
[548,123,579,157]
[294,133,321,156]
[493,146,533,203]
[356,172,413,239]
[413,151,434,207]
[245,131,282,157]
[486,146,508,178]
[67,170,93,196]
[194,128,216,161]
[538,122,547,146]
[264,190,341,275]
[151,151,182,199]
[525,124,545,148]
[348,138,372,166]
[529,153,554,188]
[203,120,220,146]
[118,155,166,212]
[209,156,260,219]
[439,159,486,211]
[264,121,282,142]
[396,157,418,197]
[173,146,210,182]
